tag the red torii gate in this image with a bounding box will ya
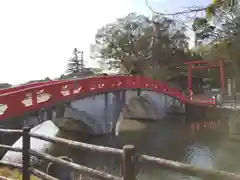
[184,60,225,96]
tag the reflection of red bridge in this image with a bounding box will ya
[0,75,215,121]
[190,94,216,105]
[189,120,221,132]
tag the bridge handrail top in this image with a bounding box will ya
[0,75,170,96]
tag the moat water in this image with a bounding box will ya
[41,112,240,180]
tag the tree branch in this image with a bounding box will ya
[144,0,207,16]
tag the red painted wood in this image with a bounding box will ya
[188,64,192,93]
[191,65,218,69]
[184,60,211,65]
[0,75,216,121]
[185,59,225,100]
[219,60,225,93]
[0,80,62,94]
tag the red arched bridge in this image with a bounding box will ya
[0,75,215,134]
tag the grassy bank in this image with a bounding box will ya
[0,167,41,180]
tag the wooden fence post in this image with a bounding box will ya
[22,127,31,180]
[122,145,136,180]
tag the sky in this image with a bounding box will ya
[0,0,211,85]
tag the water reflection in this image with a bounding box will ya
[188,120,221,133]
[45,114,240,180]
[186,145,214,168]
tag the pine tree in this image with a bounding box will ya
[66,48,84,74]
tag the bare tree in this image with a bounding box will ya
[144,0,240,46]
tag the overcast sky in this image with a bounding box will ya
[0,0,210,85]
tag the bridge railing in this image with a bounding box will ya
[1,127,240,180]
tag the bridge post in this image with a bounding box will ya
[37,109,45,123]
[46,108,53,120]
[52,108,57,120]
[122,90,126,105]
[164,95,168,111]
[55,104,66,118]
[121,90,126,113]
[104,92,109,132]
[180,102,185,112]
[137,89,141,96]
[111,90,126,133]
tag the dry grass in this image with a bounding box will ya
[0,167,41,180]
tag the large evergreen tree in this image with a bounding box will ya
[65,48,99,79]
[66,48,85,74]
